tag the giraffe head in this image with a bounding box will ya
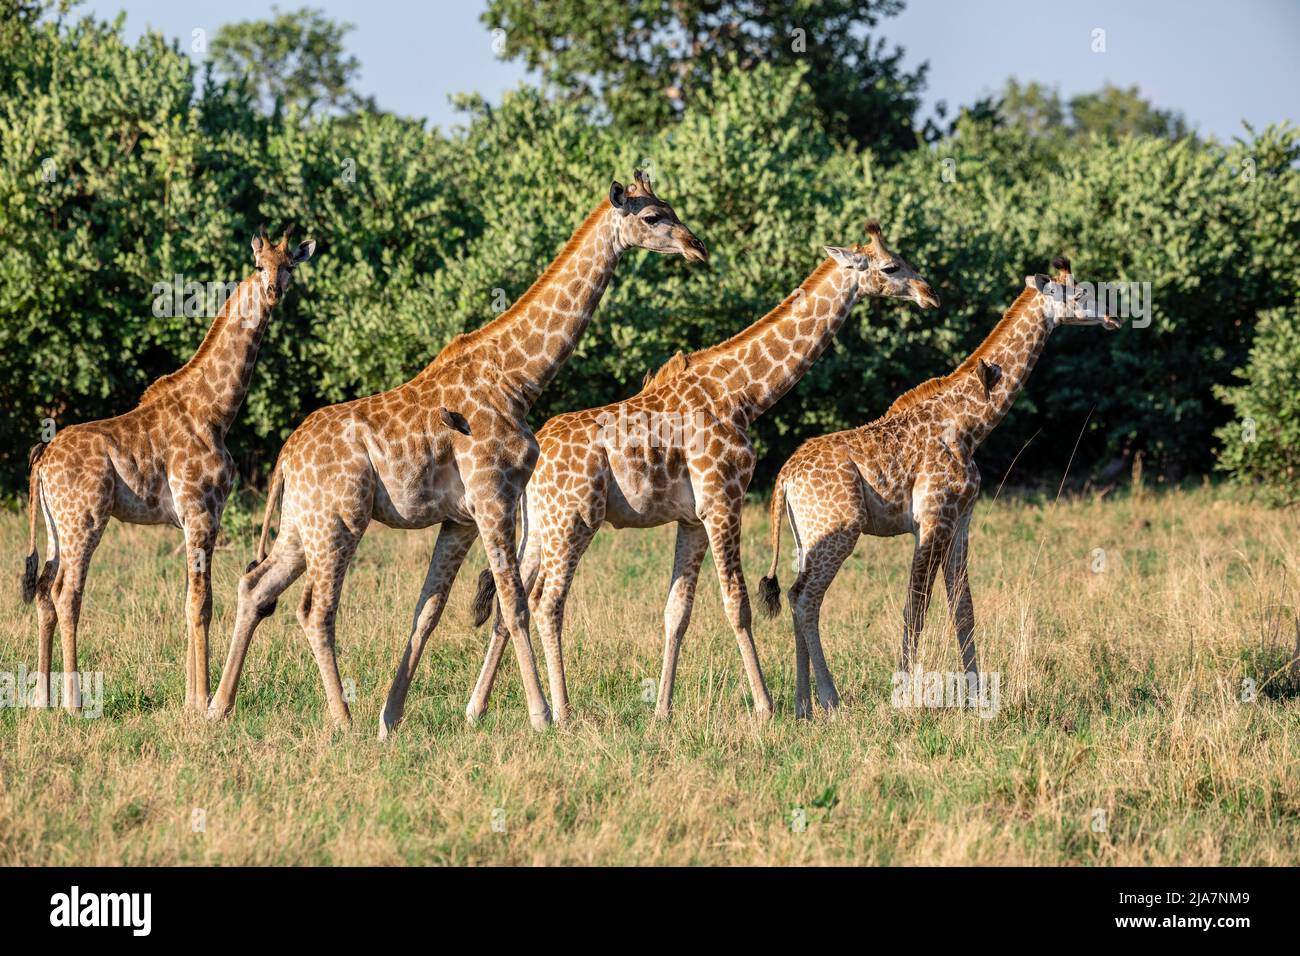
[825,221,939,309]
[1026,257,1121,329]
[609,170,708,263]
[251,224,316,307]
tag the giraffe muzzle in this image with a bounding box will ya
[680,233,708,264]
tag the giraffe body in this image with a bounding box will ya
[22,230,315,712]
[759,261,1121,717]
[465,223,940,722]
[206,173,708,736]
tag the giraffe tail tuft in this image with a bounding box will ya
[758,574,781,619]
[758,472,789,619]
[471,568,496,627]
[21,553,38,604]
[21,443,47,604]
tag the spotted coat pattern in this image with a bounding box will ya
[464,223,940,722]
[205,173,708,736]
[21,230,315,712]
[759,262,1121,717]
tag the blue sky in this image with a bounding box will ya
[81,0,1298,140]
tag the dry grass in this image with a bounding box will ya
[1,486,1298,865]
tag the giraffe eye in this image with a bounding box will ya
[881,264,900,275]
[643,214,664,226]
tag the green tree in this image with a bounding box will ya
[997,79,1189,140]
[481,0,927,155]
[1214,308,1300,502]
[210,5,374,116]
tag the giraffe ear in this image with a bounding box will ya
[291,240,316,265]
[976,359,1002,397]
[1026,274,1050,292]
[251,235,263,256]
[609,180,627,210]
[439,407,471,436]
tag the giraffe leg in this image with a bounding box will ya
[941,514,979,703]
[31,519,59,709]
[182,511,218,712]
[465,529,542,723]
[378,521,479,739]
[900,526,948,676]
[790,529,857,716]
[208,528,305,720]
[297,531,360,728]
[655,520,709,720]
[701,506,773,721]
[476,509,551,731]
[532,521,596,722]
[52,521,107,715]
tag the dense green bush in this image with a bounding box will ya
[3,12,1298,498]
[1214,308,1300,502]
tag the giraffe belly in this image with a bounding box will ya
[372,467,469,529]
[605,472,695,528]
[110,469,180,527]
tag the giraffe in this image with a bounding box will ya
[758,258,1121,717]
[20,226,316,713]
[206,171,708,736]
[460,222,939,724]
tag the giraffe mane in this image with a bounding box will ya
[435,198,613,366]
[885,286,1038,416]
[642,257,841,389]
[138,279,254,406]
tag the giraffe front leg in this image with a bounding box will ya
[900,524,948,676]
[183,513,218,712]
[465,533,542,724]
[656,521,708,720]
[702,506,773,721]
[379,521,478,739]
[477,510,551,732]
[941,514,979,705]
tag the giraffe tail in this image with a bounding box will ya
[250,456,284,571]
[21,443,46,603]
[471,490,529,627]
[471,568,496,628]
[758,473,787,619]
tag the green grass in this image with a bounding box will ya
[1,486,1298,864]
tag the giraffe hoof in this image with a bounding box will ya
[377,711,400,740]
[753,705,774,724]
[205,701,230,721]
[528,710,552,732]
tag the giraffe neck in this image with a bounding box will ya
[888,289,1054,449]
[438,200,622,409]
[140,275,272,436]
[687,259,857,426]
[963,292,1054,447]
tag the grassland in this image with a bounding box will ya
[1,485,1298,865]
